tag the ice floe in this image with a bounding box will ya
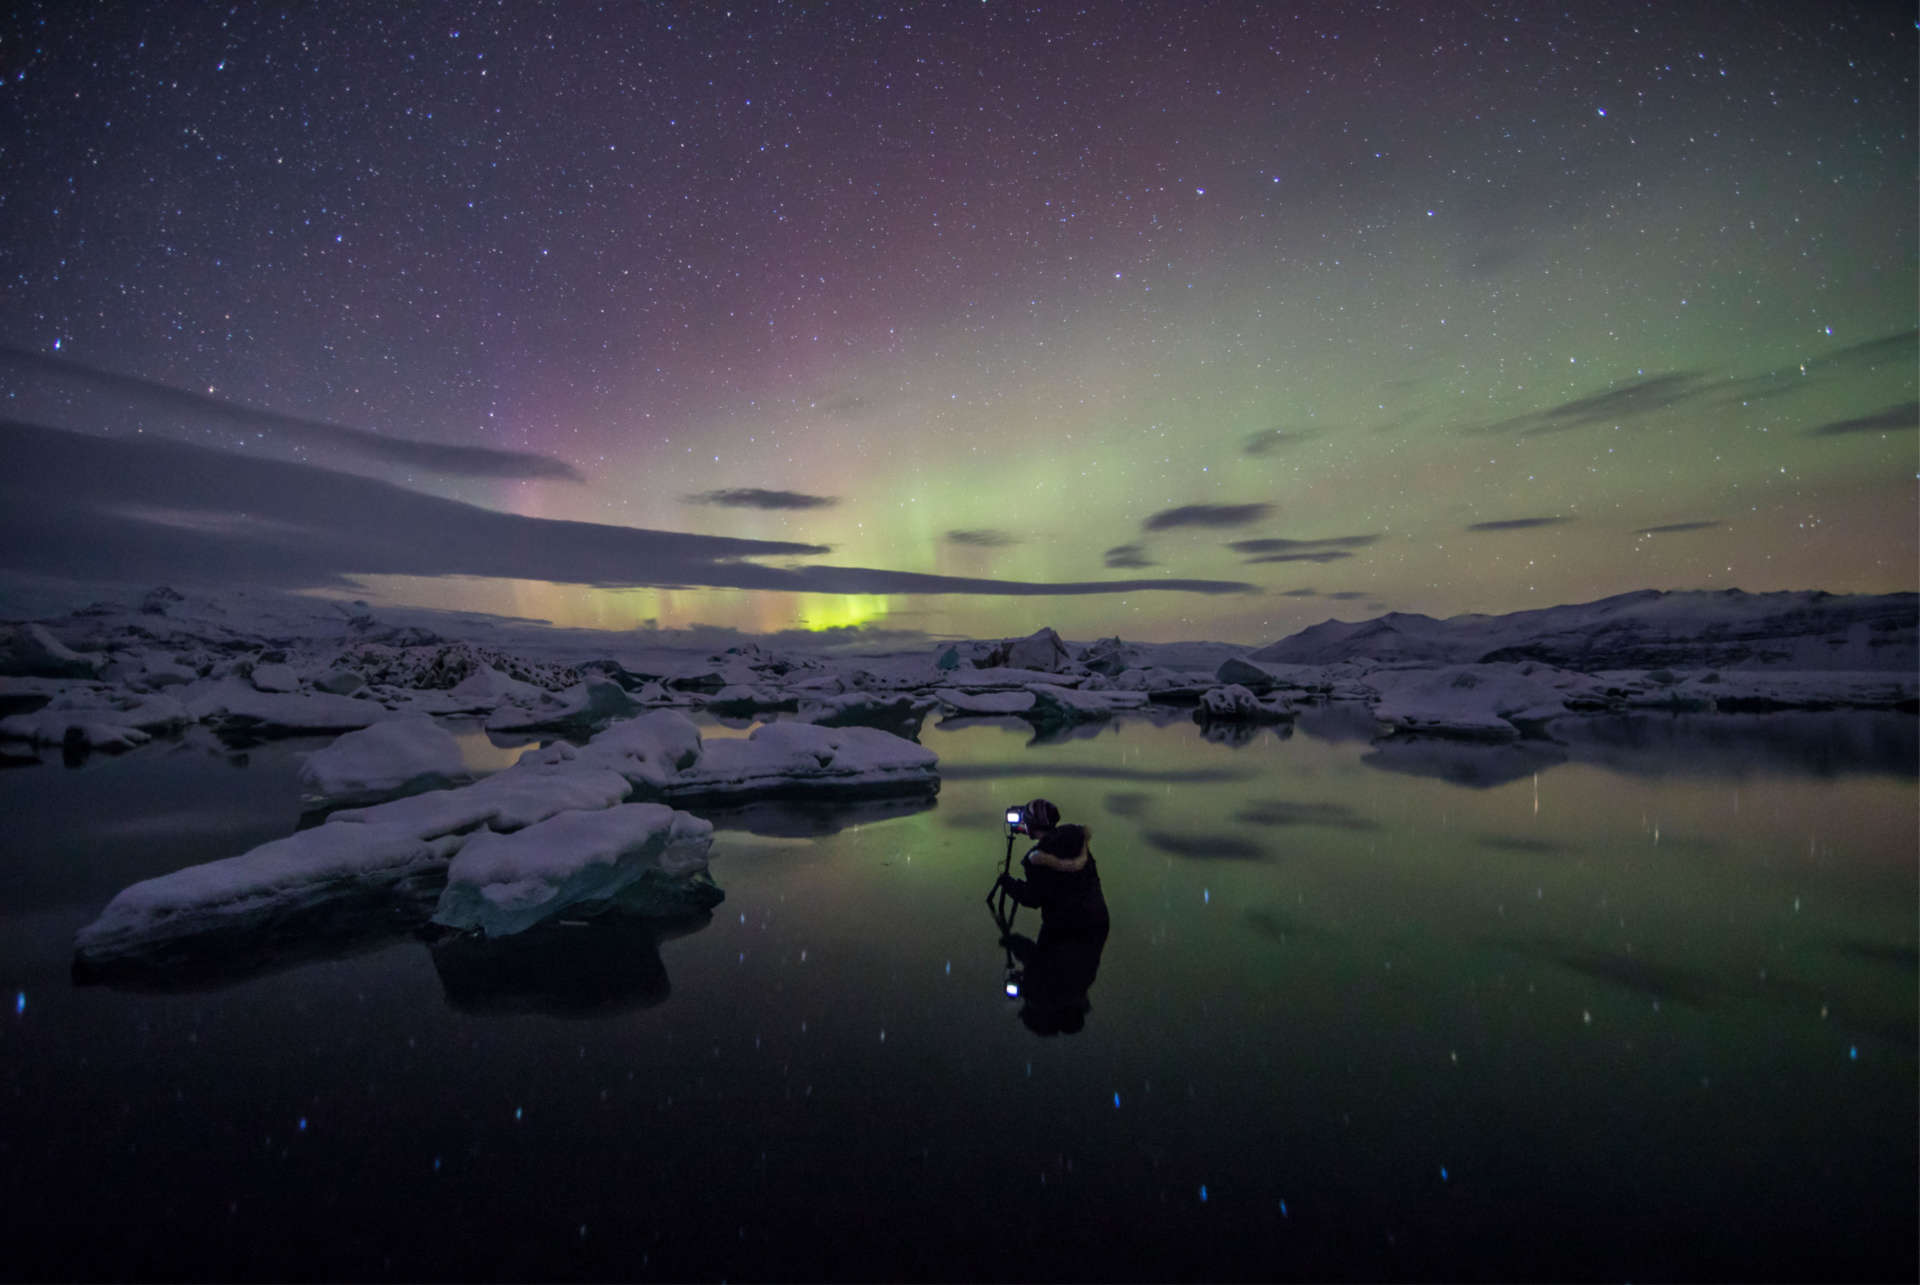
[432,803,717,937]
[297,715,472,809]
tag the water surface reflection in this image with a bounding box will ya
[0,710,1910,1280]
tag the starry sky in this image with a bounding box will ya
[1,1,1914,645]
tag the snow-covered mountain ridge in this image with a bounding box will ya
[1248,588,1917,672]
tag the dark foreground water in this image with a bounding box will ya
[2,710,1915,1281]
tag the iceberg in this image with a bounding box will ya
[181,677,391,735]
[326,757,633,839]
[0,622,102,678]
[73,822,463,968]
[549,710,938,805]
[431,803,719,937]
[297,716,472,809]
[1026,683,1150,726]
[655,719,939,805]
[484,676,636,731]
[1367,664,1579,739]
[1195,683,1294,723]
[934,687,1036,715]
[793,690,937,730]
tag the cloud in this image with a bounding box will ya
[1464,371,1710,437]
[1280,588,1320,597]
[0,345,584,483]
[1807,328,1918,375]
[1634,520,1723,535]
[685,487,840,510]
[1805,401,1918,436]
[1143,502,1272,531]
[1466,516,1572,532]
[0,421,1256,599]
[1243,551,1353,564]
[1326,591,1369,600]
[945,528,1017,547]
[1104,544,1155,569]
[1241,428,1317,456]
[1227,535,1379,556]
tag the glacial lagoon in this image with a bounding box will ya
[2,710,1914,1281]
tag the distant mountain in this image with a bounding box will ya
[1248,589,1918,672]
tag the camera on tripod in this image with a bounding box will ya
[1005,803,1032,835]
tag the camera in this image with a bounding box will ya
[1005,804,1028,835]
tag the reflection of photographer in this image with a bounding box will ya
[994,798,1110,1035]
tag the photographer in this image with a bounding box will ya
[996,797,1107,936]
[996,798,1110,1034]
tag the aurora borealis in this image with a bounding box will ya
[2,2,1913,644]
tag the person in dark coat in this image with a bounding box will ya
[996,798,1110,1034]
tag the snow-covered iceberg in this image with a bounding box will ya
[1366,664,1586,739]
[326,759,633,839]
[1026,683,1150,726]
[73,822,463,967]
[181,677,391,735]
[297,716,472,809]
[431,803,718,937]
[607,715,940,806]
[1195,683,1294,723]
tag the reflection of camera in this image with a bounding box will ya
[1005,804,1029,835]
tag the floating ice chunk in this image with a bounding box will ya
[249,662,300,693]
[1002,627,1075,673]
[298,716,472,809]
[1368,664,1571,739]
[793,690,936,729]
[587,712,938,804]
[1025,682,1149,725]
[934,687,1036,715]
[182,677,389,734]
[1196,683,1294,723]
[432,803,719,937]
[706,683,796,716]
[325,759,632,840]
[567,708,704,788]
[0,623,102,678]
[312,667,367,696]
[0,709,151,751]
[119,693,192,733]
[445,664,546,710]
[131,656,199,690]
[73,822,463,966]
[484,676,635,731]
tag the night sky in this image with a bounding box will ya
[2,1,1913,644]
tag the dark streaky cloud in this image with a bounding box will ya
[946,528,1017,547]
[0,421,1255,598]
[1805,401,1918,436]
[1104,544,1155,569]
[1143,502,1272,531]
[1241,428,1316,456]
[1228,535,1379,555]
[0,345,585,483]
[686,488,840,510]
[1635,520,1723,535]
[1465,372,1709,438]
[1244,551,1353,564]
[1467,516,1572,532]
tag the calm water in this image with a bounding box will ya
[2,711,1914,1281]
